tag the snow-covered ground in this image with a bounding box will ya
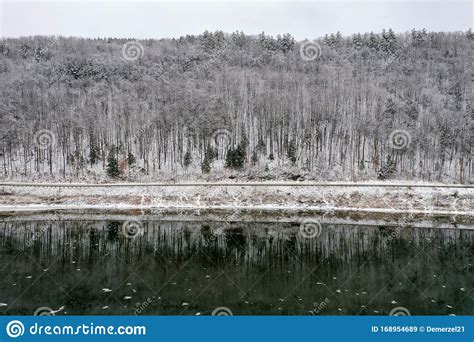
[0,182,472,218]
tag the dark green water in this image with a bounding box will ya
[0,218,472,316]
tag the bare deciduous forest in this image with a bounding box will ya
[0,29,472,182]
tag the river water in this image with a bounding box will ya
[0,216,472,315]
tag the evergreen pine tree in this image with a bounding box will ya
[327,33,336,46]
[205,145,217,162]
[276,33,295,53]
[466,28,474,40]
[183,150,192,168]
[89,144,99,166]
[201,30,216,52]
[251,150,258,165]
[367,32,379,50]
[352,33,363,49]
[380,28,397,54]
[378,155,397,180]
[106,150,120,178]
[323,34,330,45]
[287,140,297,164]
[127,151,136,166]
[335,31,342,46]
[201,155,211,174]
[89,131,99,166]
[225,142,247,170]
[256,139,266,154]
[201,145,214,174]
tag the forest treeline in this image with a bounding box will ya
[0,29,472,182]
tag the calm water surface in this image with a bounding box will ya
[0,217,472,315]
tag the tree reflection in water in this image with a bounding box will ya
[0,219,472,316]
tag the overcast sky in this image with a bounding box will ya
[1,0,472,40]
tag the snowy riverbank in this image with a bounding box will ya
[0,182,472,219]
